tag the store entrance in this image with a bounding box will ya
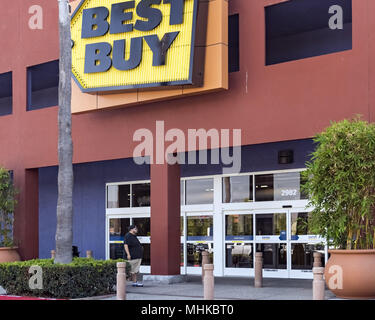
[224,209,326,279]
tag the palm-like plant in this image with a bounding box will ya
[55,0,74,264]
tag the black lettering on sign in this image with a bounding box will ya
[134,0,163,32]
[163,0,187,25]
[80,0,192,75]
[110,1,135,34]
[113,37,143,71]
[84,42,112,73]
[144,31,180,66]
[81,7,110,38]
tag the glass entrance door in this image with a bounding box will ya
[107,215,151,273]
[254,209,326,279]
[254,209,289,278]
[185,214,214,275]
[223,209,327,279]
[289,211,326,279]
[224,213,254,276]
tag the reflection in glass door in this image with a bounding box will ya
[224,209,326,278]
[186,214,214,274]
[107,216,151,268]
[109,217,130,259]
[133,217,151,266]
[255,212,287,241]
[289,211,326,279]
[254,210,288,278]
[224,213,254,276]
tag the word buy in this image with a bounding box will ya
[81,0,189,74]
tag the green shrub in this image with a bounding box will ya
[0,258,130,299]
[302,117,375,250]
[0,167,18,247]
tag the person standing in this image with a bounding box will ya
[124,225,144,287]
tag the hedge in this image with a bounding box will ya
[0,258,130,299]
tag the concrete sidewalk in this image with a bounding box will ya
[86,275,337,300]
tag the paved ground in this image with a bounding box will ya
[1,275,339,300]
[81,275,337,300]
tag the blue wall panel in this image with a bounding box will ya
[39,139,314,259]
[181,139,315,177]
[39,158,150,260]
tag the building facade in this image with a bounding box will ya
[0,0,374,279]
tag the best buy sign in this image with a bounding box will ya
[71,0,198,92]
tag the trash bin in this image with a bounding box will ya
[72,246,80,257]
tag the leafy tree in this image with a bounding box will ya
[0,168,18,247]
[302,117,375,250]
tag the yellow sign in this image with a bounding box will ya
[71,0,198,92]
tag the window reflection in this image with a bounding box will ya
[110,243,125,260]
[181,244,184,266]
[273,172,301,201]
[185,178,214,205]
[254,172,307,202]
[109,218,130,241]
[141,244,151,265]
[109,220,150,265]
[181,217,184,236]
[256,213,286,237]
[133,218,151,237]
[255,174,274,201]
[291,244,325,270]
[223,175,253,203]
[181,181,184,206]
[300,172,308,200]
[256,243,287,269]
[187,243,214,267]
[187,216,213,240]
[226,243,253,268]
[226,215,253,240]
[291,212,312,237]
[107,185,130,208]
[132,183,150,207]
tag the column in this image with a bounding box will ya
[13,168,39,260]
[213,176,224,276]
[149,162,181,281]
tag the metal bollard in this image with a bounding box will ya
[312,267,325,300]
[116,262,127,300]
[313,252,322,268]
[51,250,56,259]
[201,251,210,283]
[254,252,263,288]
[203,264,214,300]
[86,250,93,259]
